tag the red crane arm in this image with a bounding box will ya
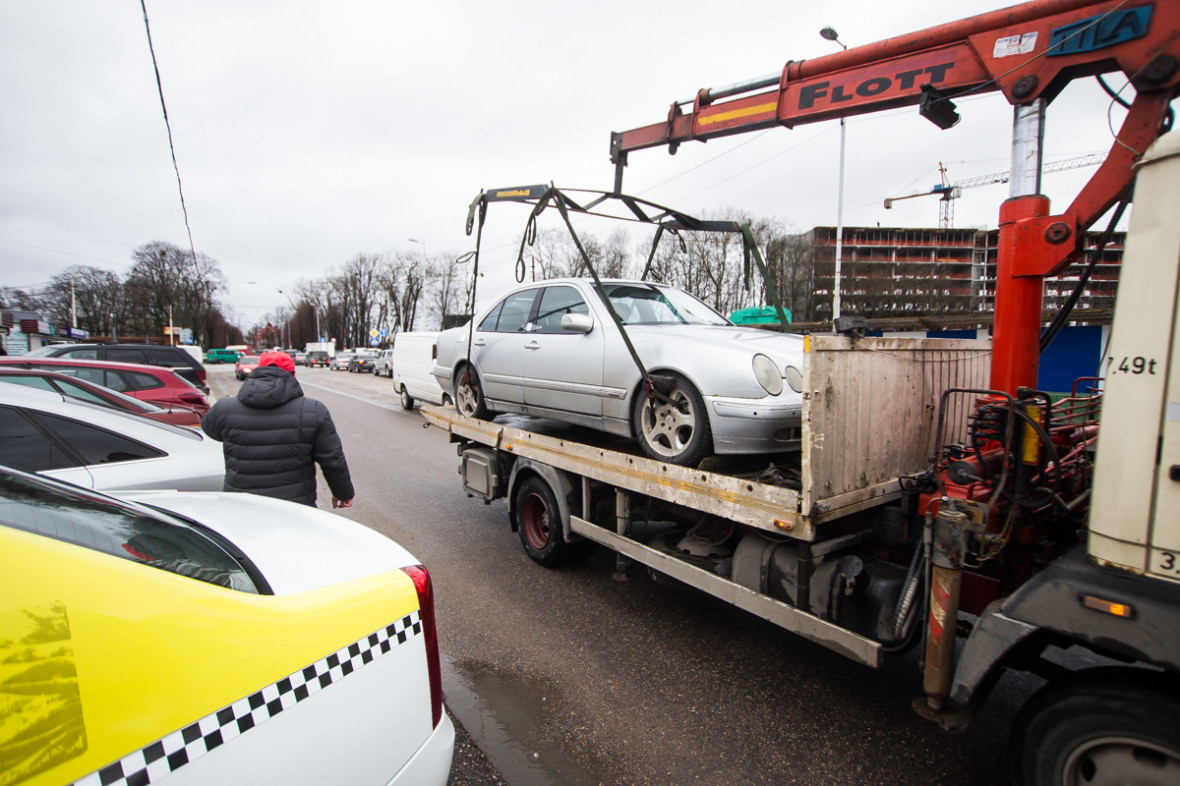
[610,0,1178,166]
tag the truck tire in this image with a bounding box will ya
[631,372,712,466]
[400,385,415,411]
[1011,671,1180,786]
[514,476,570,567]
[455,364,490,420]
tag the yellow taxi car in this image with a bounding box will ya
[0,466,454,785]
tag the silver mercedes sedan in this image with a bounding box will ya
[432,278,805,466]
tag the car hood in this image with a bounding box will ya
[119,490,418,595]
[625,324,804,364]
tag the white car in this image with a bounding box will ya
[0,465,454,786]
[393,332,449,410]
[0,381,224,491]
[433,278,805,465]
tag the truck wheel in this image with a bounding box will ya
[455,365,489,419]
[1011,674,1180,786]
[400,386,415,411]
[514,476,570,566]
[631,373,712,466]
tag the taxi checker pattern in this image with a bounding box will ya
[71,611,424,786]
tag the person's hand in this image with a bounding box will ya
[332,497,353,509]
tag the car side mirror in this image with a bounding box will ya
[562,313,594,334]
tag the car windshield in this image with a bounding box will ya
[239,356,260,364]
[0,468,264,593]
[601,283,730,326]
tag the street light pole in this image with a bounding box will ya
[820,26,848,325]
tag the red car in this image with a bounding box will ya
[0,368,203,426]
[235,354,261,380]
[0,357,210,416]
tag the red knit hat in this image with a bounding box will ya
[258,351,296,375]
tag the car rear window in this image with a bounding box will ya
[0,408,76,471]
[0,470,264,593]
[105,347,149,364]
[31,412,167,465]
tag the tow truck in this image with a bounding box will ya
[424,2,1180,782]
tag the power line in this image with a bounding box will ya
[139,0,198,262]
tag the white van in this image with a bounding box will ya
[393,332,449,410]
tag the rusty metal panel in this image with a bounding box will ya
[801,336,991,517]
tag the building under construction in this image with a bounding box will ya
[782,224,1123,331]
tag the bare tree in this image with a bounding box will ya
[125,242,223,345]
[42,266,125,336]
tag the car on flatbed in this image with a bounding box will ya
[0,465,454,786]
[433,278,805,465]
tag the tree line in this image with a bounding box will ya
[3,214,832,351]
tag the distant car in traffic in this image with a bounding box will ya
[349,350,379,373]
[0,356,210,416]
[433,278,806,466]
[373,348,394,377]
[206,348,241,364]
[0,367,203,426]
[235,354,261,380]
[0,465,455,786]
[307,350,330,367]
[24,341,208,393]
[0,382,224,491]
[331,353,353,371]
[295,351,310,366]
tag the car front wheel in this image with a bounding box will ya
[400,386,415,411]
[631,373,712,466]
[455,365,490,419]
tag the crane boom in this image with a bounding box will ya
[607,0,1180,395]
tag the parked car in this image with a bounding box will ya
[0,465,455,786]
[206,348,241,364]
[235,354,261,380]
[373,348,395,377]
[24,341,208,393]
[0,367,203,426]
[433,278,806,465]
[331,353,353,371]
[0,356,211,416]
[307,350,330,367]
[394,332,449,410]
[348,350,380,373]
[0,382,224,490]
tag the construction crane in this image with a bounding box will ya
[883,153,1106,227]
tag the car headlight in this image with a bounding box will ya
[784,365,803,393]
[752,354,784,396]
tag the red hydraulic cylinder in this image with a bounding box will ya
[991,195,1051,395]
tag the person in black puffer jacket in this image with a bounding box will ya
[202,351,354,508]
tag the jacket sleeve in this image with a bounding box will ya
[312,402,355,501]
[201,400,227,442]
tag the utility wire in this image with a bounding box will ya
[140,0,198,262]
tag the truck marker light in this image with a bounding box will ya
[1081,594,1134,618]
[772,518,794,531]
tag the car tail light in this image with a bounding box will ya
[196,367,207,382]
[401,565,444,728]
[178,393,207,406]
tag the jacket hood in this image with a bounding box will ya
[237,366,303,409]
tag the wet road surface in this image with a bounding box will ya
[209,364,1034,785]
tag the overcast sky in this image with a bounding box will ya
[0,1,1130,328]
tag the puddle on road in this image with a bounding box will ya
[442,657,609,786]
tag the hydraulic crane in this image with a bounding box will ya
[609,0,1179,396]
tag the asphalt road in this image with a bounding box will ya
[209,364,1033,785]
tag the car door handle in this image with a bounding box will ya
[473,339,486,347]
[525,341,541,350]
